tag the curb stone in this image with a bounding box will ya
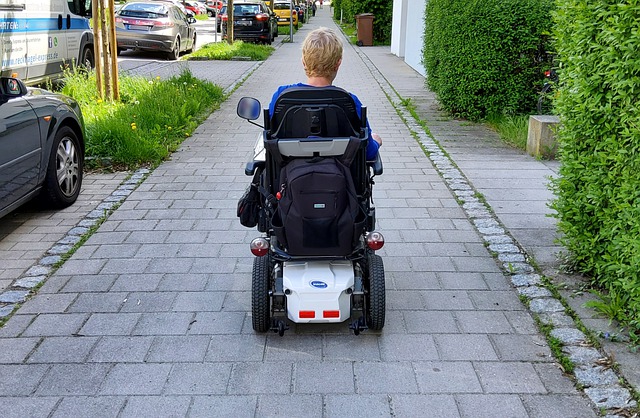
[347,35,638,415]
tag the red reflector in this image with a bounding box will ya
[299,311,315,318]
[323,310,340,318]
[256,13,268,21]
[250,237,269,257]
[366,231,385,250]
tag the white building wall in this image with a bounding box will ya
[390,0,427,76]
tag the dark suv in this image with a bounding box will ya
[222,1,278,44]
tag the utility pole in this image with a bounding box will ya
[227,0,234,44]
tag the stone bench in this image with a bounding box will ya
[527,115,560,159]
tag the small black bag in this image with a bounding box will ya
[237,171,262,228]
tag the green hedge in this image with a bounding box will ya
[332,0,392,44]
[551,1,640,340]
[423,0,553,120]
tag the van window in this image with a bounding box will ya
[67,0,91,16]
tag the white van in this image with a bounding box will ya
[0,0,94,85]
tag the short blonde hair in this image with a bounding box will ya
[302,27,343,79]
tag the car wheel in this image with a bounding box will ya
[41,126,83,208]
[207,10,214,17]
[167,38,180,60]
[80,46,94,69]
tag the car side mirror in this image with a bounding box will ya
[188,16,196,23]
[237,97,262,121]
[0,77,27,98]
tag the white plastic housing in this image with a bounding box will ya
[283,260,354,323]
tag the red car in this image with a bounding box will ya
[182,1,202,14]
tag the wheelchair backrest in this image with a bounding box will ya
[270,86,365,141]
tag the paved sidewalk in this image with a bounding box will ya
[0,8,612,417]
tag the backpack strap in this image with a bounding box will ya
[338,136,363,167]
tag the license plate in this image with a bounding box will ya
[127,24,150,31]
[235,20,252,26]
[278,18,287,21]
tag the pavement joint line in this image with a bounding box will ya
[0,168,151,322]
[342,33,638,414]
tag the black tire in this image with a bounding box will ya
[41,126,83,209]
[252,256,271,332]
[367,253,385,330]
[167,38,180,60]
[207,10,214,17]
[80,46,94,69]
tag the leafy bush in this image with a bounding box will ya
[332,0,392,44]
[550,0,640,341]
[423,0,554,120]
[61,69,224,168]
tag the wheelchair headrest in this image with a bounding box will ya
[270,86,364,139]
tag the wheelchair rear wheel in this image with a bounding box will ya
[252,256,272,332]
[367,253,386,330]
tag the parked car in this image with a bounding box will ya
[273,1,298,28]
[150,0,191,15]
[221,1,278,44]
[0,77,85,219]
[197,0,217,16]
[115,1,197,60]
[183,0,204,14]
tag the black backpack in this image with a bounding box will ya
[272,156,364,256]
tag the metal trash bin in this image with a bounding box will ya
[355,13,374,46]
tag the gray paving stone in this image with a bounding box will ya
[325,394,392,417]
[13,276,47,289]
[379,333,439,361]
[574,366,620,387]
[227,362,293,394]
[422,290,474,310]
[584,387,637,409]
[353,362,419,394]
[563,346,605,365]
[517,285,553,299]
[404,310,459,334]
[537,312,576,328]
[0,290,30,304]
[0,397,59,418]
[294,362,356,394]
[468,290,525,311]
[550,327,587,345]
[79,313,140,336]
[491,334,553,362]
[22,313,88,337]
[27,336,98,363]
[172,291,226,312]
[534,363,583,394]
[51,395,126,418]
[391,394,460,418]
[0,304,15,318]
[434,334,499,361]
[414,361,483,394]
[87,336,153,363]
[521,394,599,418]
[68,292,126,313]
[323,335,382,362]
[0,337,40,363]
[36,363,110,395]
[110,273,163,291]
[131,312,193,335]
[164,362,232,394]
[205,334,266,362]
[99,363,172,395]
[256,394,323,418]
[473,362,547,393]
[18,293,77,314]
[146,335,210,362]
[0,314,35,337]
[265,334,323,362]
[61,275,117,293]
[120,395,191,418]
[120,292,178,312]
[187,311,246,335]
[529,298,565,314]
[456,394,528,418]
[189,395,257,418]
[455,310,513,334]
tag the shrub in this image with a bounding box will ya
[550,0,640,340]
[423,0,553,120]
[332,0,392,45]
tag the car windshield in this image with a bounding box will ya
[273,3,291,10]
[120,3,169,17]
[234,4,260,14]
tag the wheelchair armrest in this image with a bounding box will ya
[245,160,265,176]
[367,154,383,176]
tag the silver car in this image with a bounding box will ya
[115,1,197,60]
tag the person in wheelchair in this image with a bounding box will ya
[268,27,382,161]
